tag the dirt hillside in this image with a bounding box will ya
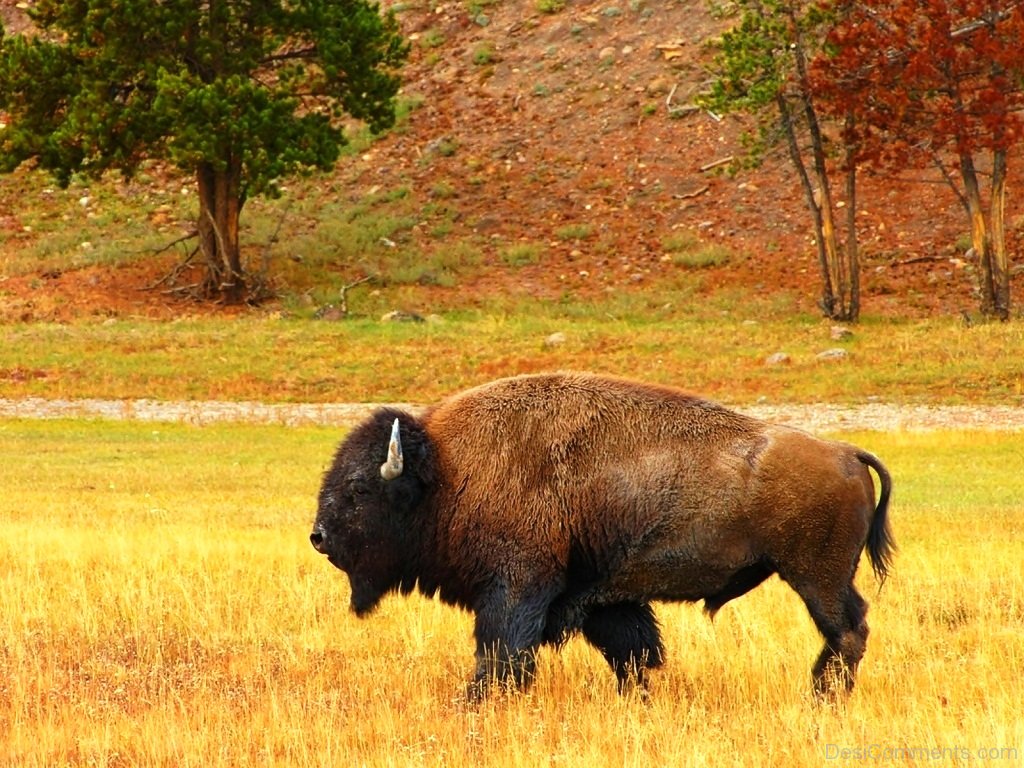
[1,0,1020,319]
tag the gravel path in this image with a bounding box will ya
[1,397,1022,432]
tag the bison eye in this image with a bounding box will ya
[348,483,373,504]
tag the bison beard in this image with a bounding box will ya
[310,372,894,701]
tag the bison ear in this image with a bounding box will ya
[380,418,404,480]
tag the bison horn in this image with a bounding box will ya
[380,418,404,480]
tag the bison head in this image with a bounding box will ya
[310,409,434,616]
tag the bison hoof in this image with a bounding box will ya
[617,677,653,702]
[465,677,491,705]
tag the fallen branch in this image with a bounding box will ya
[666,83,679,109]
[147,230,198,258]
[895,254,945,266]
[700,156,734,173]
[160,282,203,298]
[140,233,200,291]
[339,275,376,316]
[673,185,710,200]
[665,83,701,119]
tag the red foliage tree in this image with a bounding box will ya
[814,0,1024,319]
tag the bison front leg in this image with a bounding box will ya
[467,586,556,702]
[582,601,665,696]
[468,642,538,703]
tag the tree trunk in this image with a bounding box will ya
[959,153,997,318]
[816,175,846,318]
[786,15,860,322]
[990,148,1010,320]
[803,99,847,320]
[777,93,836,318]
[196,158,246,304]
[844,112,860,322]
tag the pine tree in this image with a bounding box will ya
[1,0,408,304]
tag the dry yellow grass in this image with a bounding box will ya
[1,421,1021,767]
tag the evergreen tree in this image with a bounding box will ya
[1,0,408,303]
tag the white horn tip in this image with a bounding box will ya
[380,417,404,480]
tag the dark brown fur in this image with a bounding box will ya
[310,372,894,700]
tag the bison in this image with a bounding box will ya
[310,372,893,700]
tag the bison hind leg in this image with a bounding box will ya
[581,601,664,695]
[805,587,869,700]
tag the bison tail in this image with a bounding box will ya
[858,450,896,586]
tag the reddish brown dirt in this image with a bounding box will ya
[1,0,1020,321]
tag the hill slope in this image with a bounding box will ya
[1,0,1019,319]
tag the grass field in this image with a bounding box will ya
[1,419,1021,767]
[3,313,1024,405]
